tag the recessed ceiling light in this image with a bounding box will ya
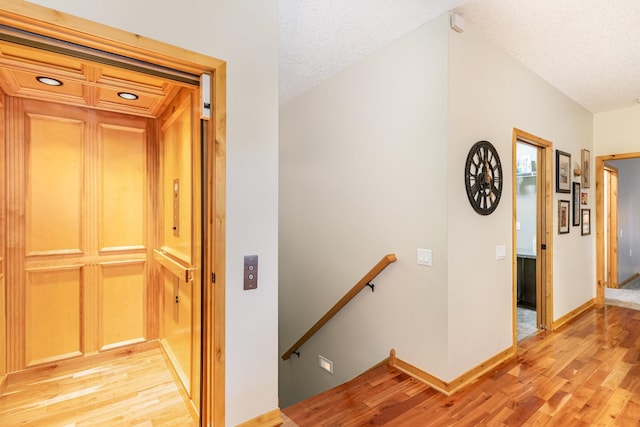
[118,92,139,100]
[36,76,63,86]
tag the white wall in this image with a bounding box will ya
[447,22,595,377]
[279,14,451,406]
[594,105,640,156]
[26,1,279,425]
[280,9,597,406]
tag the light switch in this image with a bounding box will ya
[496,245,507,260]
[417,248,432,266]
[244,255,258,290]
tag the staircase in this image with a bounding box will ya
[281,362,435,426]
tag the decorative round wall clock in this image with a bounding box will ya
[464,140,503,215]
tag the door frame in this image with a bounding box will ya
[0,2,226,425]
[595,151,640,304]
[512,128,554,346]
[604,165,619,288]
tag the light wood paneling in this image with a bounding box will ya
[0,270,5,381]
[157,87,200,405]
[162,267,193,393]
[0,39,187,118]
[160,89,193,264]
[6,98,155,370]
[0,89,6,381]
[99,261,146,350]
[26,113,84,255]
[6,95,26,372]
[1,4,227,424]
[99,122,147,251]
[25,266,82,366]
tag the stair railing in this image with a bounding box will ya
[281,253,397,360]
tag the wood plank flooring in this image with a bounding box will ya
[283,305,640,426]
[0,342,198,426]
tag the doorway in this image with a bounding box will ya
[512,128,554,345]
[596,152,640,304]
[0,4,226,425]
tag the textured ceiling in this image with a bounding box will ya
[279,0,640,113]
[279,0,469,104]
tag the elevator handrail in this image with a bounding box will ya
[281,254,397,360]
[153,249,194,283]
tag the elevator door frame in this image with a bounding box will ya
[0,4,227,425]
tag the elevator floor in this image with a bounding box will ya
[0,342,197,426]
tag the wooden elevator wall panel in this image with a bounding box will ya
[0,89,6,379]
[99,261,146,350]
[162,267,192,392]
[0,272,5,379]
[99,124,147,251]
[5,97,157,371]
[26,114,84,255]
[146,120,161,341]
[160,91,192,264]
[158,88,198,398]
[6,95,27,372]
[25,266,82,366]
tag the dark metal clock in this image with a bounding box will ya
[464,140,503,215]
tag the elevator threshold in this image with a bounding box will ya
[0,341,198,426]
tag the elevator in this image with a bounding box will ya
[0,30,211,419]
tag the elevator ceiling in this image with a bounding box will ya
[0,38,193,118]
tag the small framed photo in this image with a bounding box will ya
[572,182,581,226]
[582,209,591,235]
[581,192,588,205]
[558,200,570,234]
[556,150,571,193]
[581,149,591,189]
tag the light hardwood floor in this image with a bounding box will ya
[0,342,198,426]
[283,305,640,426]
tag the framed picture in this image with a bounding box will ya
[558,200,570,234]
[556,150,571,193]
[581,192,588,205]
[582,209,591,235]
[572,182,581,226]
[581,149,590,188]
